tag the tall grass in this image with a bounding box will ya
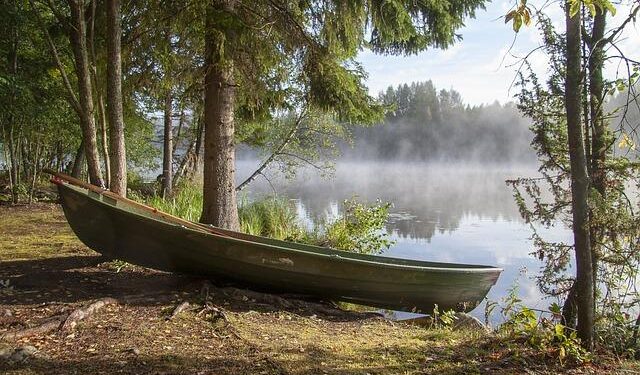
[131,182,392,254]
[142,183,203,222]
[238,197,304,240]
[132,182,303,240]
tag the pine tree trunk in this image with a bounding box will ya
[565,3,594,350]
[106,0,127,196]
[200,0,240,230]
[67,0,104,187]
[162,93,173,197]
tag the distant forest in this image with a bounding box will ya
[344,81,536,163]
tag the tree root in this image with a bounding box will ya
[1,297,117,340]
[166,301,190,320]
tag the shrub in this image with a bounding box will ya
[322,197,395,254]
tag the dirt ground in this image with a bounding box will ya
[0,204,638,374]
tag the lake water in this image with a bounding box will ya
[236,160,573,323]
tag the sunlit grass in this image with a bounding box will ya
[132,182,303,241]
[238,197,303,240]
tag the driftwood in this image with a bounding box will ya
[1,297,117,340]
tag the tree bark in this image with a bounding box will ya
[588,9,607,307]
[6,2,19,204]
[71,141,85,178]
[564,3,594,350]
[106,0,127,195]
[200,0,240,230]
[162,93,173,197]
[67,0,104,187]
[87,0,111,188]
[588,11,607,198]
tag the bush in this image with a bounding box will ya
[321,197,395,254]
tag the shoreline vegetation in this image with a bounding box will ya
[0,195,638,373]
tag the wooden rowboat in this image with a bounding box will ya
[47,170,502,313]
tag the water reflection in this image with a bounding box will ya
[237,161,573,323]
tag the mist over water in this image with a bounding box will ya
[236,160,573,323]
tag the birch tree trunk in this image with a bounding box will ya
[106,0,127,195]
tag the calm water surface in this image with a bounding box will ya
[236,161,573,322]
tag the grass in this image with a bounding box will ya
[0,204,92,261]
[238,197,303,240]
[1,203,640,374]
[134,183,307,242]
[134,183,394,255]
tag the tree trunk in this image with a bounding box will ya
[87,0,111,188]
[71,141,85,178]
[7,125,18,204]
[162,93,173,197]
[106,0,127,196]
[589,12,607,191]
[67,0,104,187]
[28,140,42,205]
[588,9,607,307]
[564,3,594,350]
[200,0,240,230]
[7,2,19,204]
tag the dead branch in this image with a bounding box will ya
[236,109,307,192]
[166,301,190,321]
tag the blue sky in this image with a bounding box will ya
[356,0,640,106]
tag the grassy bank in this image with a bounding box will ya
[1,204,639,374]
[137,183,395,254]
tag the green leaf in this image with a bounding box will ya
[603,0,617,16]
[569,0,581,17]
[513,16,523,32]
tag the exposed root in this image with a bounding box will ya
[166,301,190,321]
[61,297,117,331]
[1,315,66,340]
[1,297,117,340]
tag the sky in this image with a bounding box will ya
[356,0,640,106]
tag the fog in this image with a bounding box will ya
[339,82,537,164]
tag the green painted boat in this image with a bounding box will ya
[49,171,502,313]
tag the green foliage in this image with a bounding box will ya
[238,197,304,241]
[495,287,590,365]
[322,197,395,254]
[430,304,457,330]
[133,182,393,255]
[568,0,616,17]
[139,181,203,222]
[509,8,640,356]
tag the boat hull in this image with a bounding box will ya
[56,183,502,313]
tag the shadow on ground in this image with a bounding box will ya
[1,255,376,322]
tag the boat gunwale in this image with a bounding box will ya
[57,181,504,275]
